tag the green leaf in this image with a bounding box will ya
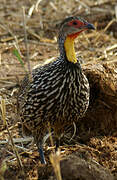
[13,49,27,73]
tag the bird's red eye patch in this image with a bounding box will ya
[68,20,84,28]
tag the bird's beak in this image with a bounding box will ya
[85,23,95,30]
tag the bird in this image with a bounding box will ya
[18,16,95,164]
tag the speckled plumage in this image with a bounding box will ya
[19,57,89,133]
[18,16,94,164]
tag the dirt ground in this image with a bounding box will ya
[0,0,117,179]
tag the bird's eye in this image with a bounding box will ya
[72,21,78,25]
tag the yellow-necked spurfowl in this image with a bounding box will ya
[18,16,95,164]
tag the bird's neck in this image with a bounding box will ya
[64,36,77,63]
[58,34,77,64]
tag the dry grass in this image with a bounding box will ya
[0,0,117,179]
[0,99,24,176]
[49,150,62,180]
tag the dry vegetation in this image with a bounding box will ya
[0,0,117,179]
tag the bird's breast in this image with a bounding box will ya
[42,66,89,121]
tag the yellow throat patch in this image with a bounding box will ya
[64,35,77,64]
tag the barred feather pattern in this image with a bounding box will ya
[18,55,89,141]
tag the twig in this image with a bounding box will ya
[6,123,23,169]
[48,122,54,151]
[103,19,117,33]
[27,28,41,40]
[22,7,31,78]
[0,99,6,127]
[76,0,90,9]
[48,122,62,180]
[115,5,117,19]
[0,22,22,57]
[28,5,35,19]
[35,0,43,11]
[94,19,117,42]
[49,2,58,11]
[0,137,33,145]
[0,99,23,170]
[49,149,62,180]
[15,145,31,152]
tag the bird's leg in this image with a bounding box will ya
[38,144,46,164]
[55,137,60,151]
[34,134,46,164]
[54,126,63,151]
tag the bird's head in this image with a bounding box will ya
[59,16,95,63]
[60,16,95,39]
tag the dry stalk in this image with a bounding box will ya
[103,19,117,33]
[82,32,90,44]
[28,5,35,19]
[22,7,32,80]
[48,122,54,151]
[27,29,41,40]
[0,99,23,171]
[49,150,62,180]
[77,0,90,9]
[115,5,117,19]
[0,99,6,127]
[0,22,22,57]
[48,122,62,180]
[49,2,58,11]
[35,0,43,11]
[94,19,117,42]
[0,137,33,145]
